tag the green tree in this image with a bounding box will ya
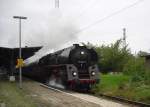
[95,39,131,73]
[83,39,131,73]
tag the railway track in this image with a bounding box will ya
[40,83,150,107]
[98,94,150,107]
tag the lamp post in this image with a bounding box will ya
[13,16,27,89]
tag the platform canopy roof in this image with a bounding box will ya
[0,46,42,70]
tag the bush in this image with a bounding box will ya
[94,39,131,73]
[123,57,150,84]
[143,69,150,85]
[123,57,145,75]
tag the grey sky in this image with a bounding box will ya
[0,0,149,53]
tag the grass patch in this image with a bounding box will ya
[93,74,130,94]
[0,81,37,107]
[93,74,150,104]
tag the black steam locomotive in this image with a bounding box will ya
[23,44,100,90]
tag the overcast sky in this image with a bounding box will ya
[0,0,149,53]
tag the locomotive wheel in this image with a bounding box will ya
[69,83,75,90]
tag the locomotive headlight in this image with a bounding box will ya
[72,72,77,76]
[81,51,84,55]
[91,71,95,76]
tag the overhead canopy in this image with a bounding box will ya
[0,46,42,71]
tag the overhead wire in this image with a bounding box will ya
[73,0,145,35]
[66,0,95,18]
[74,0,98,19]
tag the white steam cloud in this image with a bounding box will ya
[0,0,79,64]
[48,78,65,89]
[25,9,78,64]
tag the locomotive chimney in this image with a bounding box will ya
[73,44,79,47]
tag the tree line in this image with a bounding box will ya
[84,39,150,84]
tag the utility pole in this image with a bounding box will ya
[13,16,27,89]
[123,28,126,47]
[55,0,59,8]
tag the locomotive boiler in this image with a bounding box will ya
[23,44,100,90]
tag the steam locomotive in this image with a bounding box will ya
[23,44,100,90]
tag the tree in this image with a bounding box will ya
[84,39,131,73]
